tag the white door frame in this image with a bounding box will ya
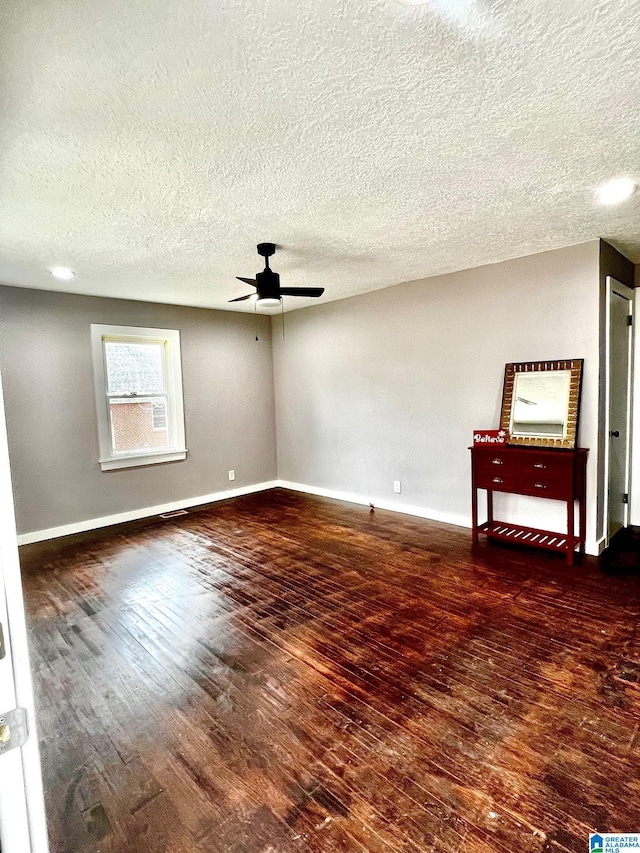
[603,275,635,548]
[0,368,48,852]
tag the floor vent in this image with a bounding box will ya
[159,509,189,519]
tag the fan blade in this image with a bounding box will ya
[236,277,257,286]
[279,287,325,298]
[228,293,254,302]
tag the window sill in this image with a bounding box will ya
[99,450,187,471]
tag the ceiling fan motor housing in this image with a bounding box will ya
[256,268,280,299]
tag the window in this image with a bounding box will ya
[91,325,186,471]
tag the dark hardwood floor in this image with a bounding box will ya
[20,489,640,853]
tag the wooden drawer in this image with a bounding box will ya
[474,468,520,492]
[519,452,573,476]
[473,449,519,491]
[519,452,574,500]
[474,451,517,475]
[519,472,570,500]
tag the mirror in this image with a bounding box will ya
[512,371,571,437]
[500,360,583,448]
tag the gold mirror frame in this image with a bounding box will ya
[500,359,584,449]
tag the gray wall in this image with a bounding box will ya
[0,286,277,534]
[272,241,602,552]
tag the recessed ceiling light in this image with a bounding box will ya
[50,266,77,280]
[596,178,637,206]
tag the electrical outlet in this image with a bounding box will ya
[393,480,401,494]
[228,470,235,481]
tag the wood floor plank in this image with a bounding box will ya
[20,489,640,852]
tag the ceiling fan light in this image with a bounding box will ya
[256,297,281,308]
[50,265,77,280]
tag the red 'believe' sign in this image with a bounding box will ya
[473,429,507,445]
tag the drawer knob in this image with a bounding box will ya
[534,482,547,489]
[492,477,503,484]
[491,458,504,465]
[533,463,546,469]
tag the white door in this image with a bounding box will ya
[0,370,49,852]
[606,277,634,543]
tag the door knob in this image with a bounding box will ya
[610,430,620,438]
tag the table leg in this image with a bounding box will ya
[567,499,575,566]
[579,494,586,556]
[472,484,478,544]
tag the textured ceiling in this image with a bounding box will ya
[1,0,639,312]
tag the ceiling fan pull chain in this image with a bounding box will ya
[281,298,285,341]
[255,300,259,341]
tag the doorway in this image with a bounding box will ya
[605,276,635,545]
[0,369,48,852]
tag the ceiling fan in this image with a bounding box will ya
[230,243,324,307]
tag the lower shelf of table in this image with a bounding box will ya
[477,520,580,554]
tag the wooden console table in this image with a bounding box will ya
[470,445,588,565]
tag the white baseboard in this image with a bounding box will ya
[276,480,471,530]
[594,535,607,556]
[277,480,601,557]
[17,480,278,546]
[18,477,602,559]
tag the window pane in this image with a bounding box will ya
[109,397,170,454]
[104,341,165,395]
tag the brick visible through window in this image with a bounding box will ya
[110,400,169,453]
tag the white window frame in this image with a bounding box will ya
[91,324,187,471]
